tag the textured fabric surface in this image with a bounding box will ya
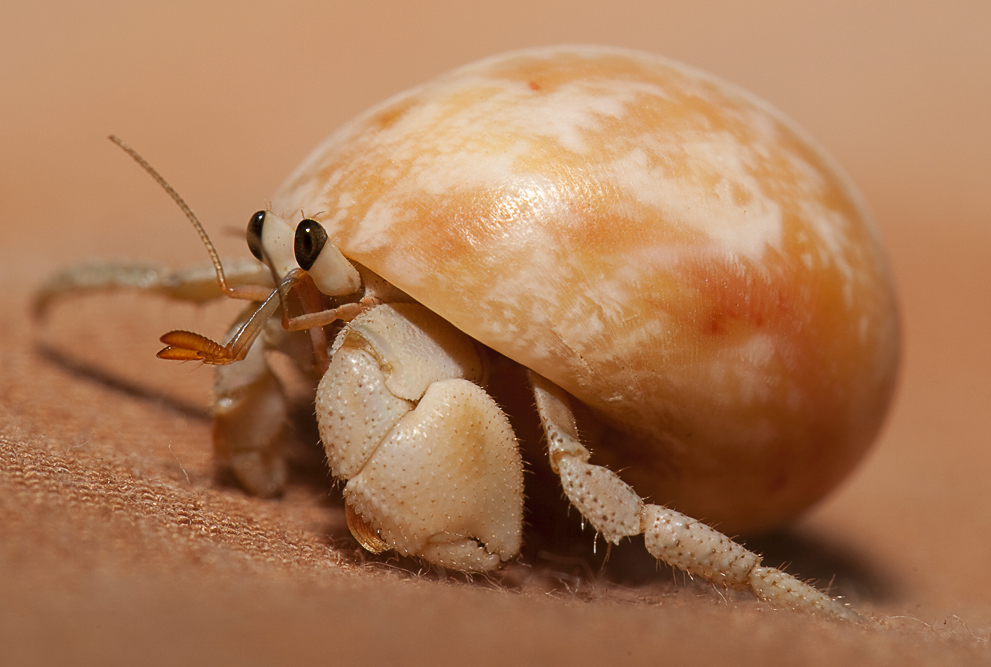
[3,2,990,665]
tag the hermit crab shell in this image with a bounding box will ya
[272,45,900,534]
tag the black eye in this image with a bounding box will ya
[294,219,328,271]
[247,210,266,261]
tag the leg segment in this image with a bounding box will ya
[531,372,859,622]
[212,313,289,497]
[34,256,293,497]
[33,258,272,318]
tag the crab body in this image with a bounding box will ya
[38,46,899,621]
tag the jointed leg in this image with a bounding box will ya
[34,256,291,496]
[530,372,859,622]
[212,312,290,497]
[33,258,272,318]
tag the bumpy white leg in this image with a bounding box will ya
[212,311,291,497]
[34,256,293,496]
[315,303,524,571]
[531,372,859,622]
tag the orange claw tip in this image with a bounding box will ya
[157,329,230,364]
[156,346,205,361]
[159,329,206,346]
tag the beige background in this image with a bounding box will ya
[2,1,990,664]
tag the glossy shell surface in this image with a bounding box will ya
[271,45,900,533]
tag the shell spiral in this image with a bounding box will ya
[272,45,900,533]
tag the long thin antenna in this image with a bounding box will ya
[108,135,232,295]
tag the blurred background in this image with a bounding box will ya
[2,0,990,662]
[4,1,987,265]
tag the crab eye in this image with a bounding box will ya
[294,219,328,271]
[247,210,266,261]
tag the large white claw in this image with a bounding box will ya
[316,303,524,571]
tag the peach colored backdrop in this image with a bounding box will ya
[2,1,989,664]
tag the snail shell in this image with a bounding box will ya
[271,45,900,534]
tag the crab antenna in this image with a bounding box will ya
[108,135,231,294]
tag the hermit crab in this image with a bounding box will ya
[36,46,900,621]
